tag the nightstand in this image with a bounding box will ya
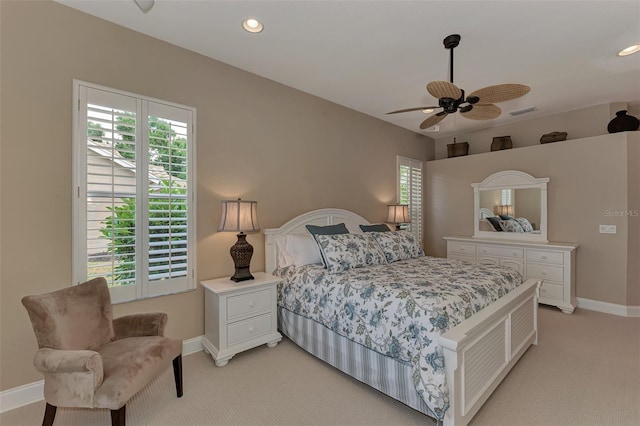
[200,272,282,367]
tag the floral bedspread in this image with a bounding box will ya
[274,256,523,420]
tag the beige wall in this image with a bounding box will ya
[0,1,430,390]
[433,102,629,160]
[425,132,639,308]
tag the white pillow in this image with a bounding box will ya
[276,237,294,268]
[287,234,323,266]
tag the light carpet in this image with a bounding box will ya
[2,306,639,425]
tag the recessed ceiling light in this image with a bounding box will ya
[618,44,640,56]
[242,18,264,34]
[422,108,434,114]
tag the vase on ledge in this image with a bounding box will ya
[607,110,639,133]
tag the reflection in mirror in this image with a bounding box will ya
[472,171,549,242]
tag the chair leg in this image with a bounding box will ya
[110,405,126,426]
[42,403,57,426]
[172,354,183,397]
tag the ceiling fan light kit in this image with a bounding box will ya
[133,0,154,13]
[388,34,530,131]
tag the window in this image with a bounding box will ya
[73,81,196,303]
[501,189,513,206]
[397,156,423,241]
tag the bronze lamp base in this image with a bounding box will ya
[230,232,254,282]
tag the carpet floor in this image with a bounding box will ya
[2,305,639,425]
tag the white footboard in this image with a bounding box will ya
[440,278,540,426]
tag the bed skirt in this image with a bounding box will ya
[278,305,435,420]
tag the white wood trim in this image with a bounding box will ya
[265,208,540,426]
[576,298,640,317]
[0,336,204,413]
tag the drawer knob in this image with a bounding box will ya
[248,301,255,308]
[542,271,547,276]
[513,252,518,256]
[248,326,255,333]
[542,255,548,260]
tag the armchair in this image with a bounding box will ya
[22,277,183,426]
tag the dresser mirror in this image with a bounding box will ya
[472,170,549,242]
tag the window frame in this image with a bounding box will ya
[396,155,424,242]
[72,80,197,303]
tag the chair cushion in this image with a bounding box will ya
[22,278,115,350]
[94,336,182,409]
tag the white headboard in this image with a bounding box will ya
[263,208,371,274]
[479,207,494,220]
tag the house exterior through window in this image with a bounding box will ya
[73,81,196,303]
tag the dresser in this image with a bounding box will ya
[201,272,282,366]
[444,236,578,314]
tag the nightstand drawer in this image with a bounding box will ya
[527,263,564,282]
[527,250,563,265]
[227,313,272,346]
[227,289,271,321]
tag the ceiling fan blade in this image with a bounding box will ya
[461,104,501,120]
[420,112,448,129]
[427,81,462,100]
[468,84,530,104]
[386,106,440,114]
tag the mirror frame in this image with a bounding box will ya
[472,170,549,242]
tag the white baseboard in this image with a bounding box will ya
[0,380,44,413]
[577,298,640,317]
[0,335,205,414]
[182,335,204,356]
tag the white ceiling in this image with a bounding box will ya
[55,0,640,137]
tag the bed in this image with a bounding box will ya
[264,208,540,426]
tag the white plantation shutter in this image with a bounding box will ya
[73,81,196,303]
[397,156,423,242]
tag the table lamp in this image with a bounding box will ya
[218,199,259,282]
[386,204,411,230]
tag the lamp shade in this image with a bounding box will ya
[218,199,259,233]
[386,204,411,224]
[494,205,514,217]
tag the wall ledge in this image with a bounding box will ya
[0,335,204,414]
[576,298,640,317]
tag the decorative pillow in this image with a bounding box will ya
[499,219,524,233]
[359,224,391,232]
[515,217,534,233]
[287,234,323,266]
[314,233,386,273]
[305,223,349,236]
[369,230,424,263]
[306,223,350,266]
[499,214,515,220]
[486,216,503,232]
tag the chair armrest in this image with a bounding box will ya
[33,348,104,407]
[113,312,168,339]
[33,348,103,374]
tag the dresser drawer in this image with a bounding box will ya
[449,242,476,256]
[450,253,476,263]
[477,245,524,259]
[539,282,564,300]
[227,289,271,321]
[227,313,272,346]
[527,263,564,282]
[526,250,564,265]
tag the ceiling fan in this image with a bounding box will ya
[387,34,530,130]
